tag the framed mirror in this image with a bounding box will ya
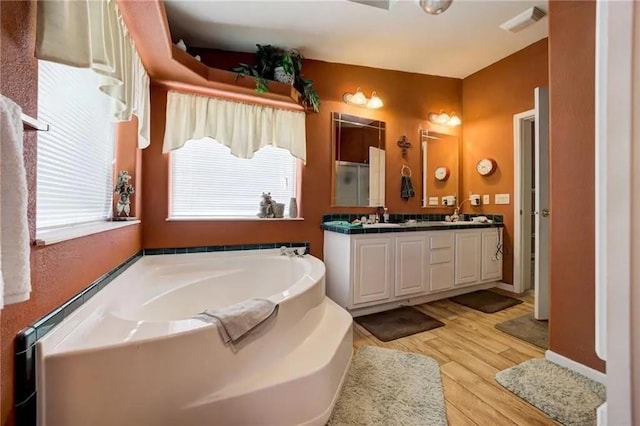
[421,130,459,207]
[331,113,386,207]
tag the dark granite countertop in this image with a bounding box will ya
[321,221,504,234]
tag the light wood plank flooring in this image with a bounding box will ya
[352,290,558,425]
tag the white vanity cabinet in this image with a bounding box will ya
[454,231,482,286]
[352,237,394,304]
[324,227,503,315]
[394,235,429,297]
[481,228,503,281]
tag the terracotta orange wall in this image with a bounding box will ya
[143,59,462,255]
[548,0,604,372]
[0,2,143,424]
[461,39,549,284]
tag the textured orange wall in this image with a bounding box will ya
[0,2,143,423]
[548,0,605,372]
[143,59,462,255]
[461,39,549,284]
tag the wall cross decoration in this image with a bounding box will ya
[397,136,412,160]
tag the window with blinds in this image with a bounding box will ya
[170,139,298,218]
[36,60,115,230]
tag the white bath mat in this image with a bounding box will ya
[496,358,606,425]
[328,346,447,426]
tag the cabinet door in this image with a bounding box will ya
[481,229,503,281]
[454,232,481,285]
[394,235,428,296]
[352,237,393,304]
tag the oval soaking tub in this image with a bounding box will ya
[36,249,353,426]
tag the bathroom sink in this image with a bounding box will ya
[362,223,402,228]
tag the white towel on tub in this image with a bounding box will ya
[0,95,31,307]
[194,298,279,346]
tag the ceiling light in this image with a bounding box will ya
[499,6,546,33]
[367,91,384,109]
[343,88,384,109]
[343,88,368,106]
[419,0,453,15]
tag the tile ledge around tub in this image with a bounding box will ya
[166,217,304,222]
[34,220,141,247]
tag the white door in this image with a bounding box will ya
[369,147,385,207]
[481,229,503,281]
[534,87,550,320]
[395,234,428,296]
[352,237,393,304]
[454,232,481,286]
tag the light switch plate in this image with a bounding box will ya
[483,194,490,205]
[495,193,510,205]
[428,197,439,206]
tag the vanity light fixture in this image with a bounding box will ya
[428,110,461,127]
[343,88,384,109]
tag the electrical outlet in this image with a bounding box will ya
[441,197,447,206]
[428,197,439,206]
[470,194,481,206]
[483,194,490,205]
[495,193,510,205]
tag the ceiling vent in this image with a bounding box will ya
[499,6,546,33]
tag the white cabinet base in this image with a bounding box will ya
[348,281,498,317]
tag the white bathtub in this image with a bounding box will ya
[36,249,353,426]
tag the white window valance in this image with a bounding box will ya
[35,0,150,149]
[163,91,307,163]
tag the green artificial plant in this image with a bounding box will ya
[233,44,320,113]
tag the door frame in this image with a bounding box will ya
[513,109,535,294]
[594,0,636,424]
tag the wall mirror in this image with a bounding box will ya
[421,130,459,208]
[331,112,386,207]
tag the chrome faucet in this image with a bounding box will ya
[280,246,306,257]
[451,199,471,222]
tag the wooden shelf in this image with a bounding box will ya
[117,0,305,111]
[21,113,49,131]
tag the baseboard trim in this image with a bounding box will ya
[545,350,607,385]
[493,281,516,292]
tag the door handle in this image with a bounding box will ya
[542,209,550,217]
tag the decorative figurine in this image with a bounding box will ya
[114,170,135,219]
[257,192,276,218]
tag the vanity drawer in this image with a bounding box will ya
[430,248,453,265]
[429,233,454,249]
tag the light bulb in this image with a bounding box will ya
[437,112,450,124]
[367,91,383,109]
[349,88,367,105]
[448,113,461,126]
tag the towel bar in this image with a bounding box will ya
[21,113,49,131]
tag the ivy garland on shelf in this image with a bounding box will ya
[233,44,320,113]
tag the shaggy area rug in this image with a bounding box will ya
[328,346,447,426]
[496,358,606,425]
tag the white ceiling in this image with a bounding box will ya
[164,0,548,79]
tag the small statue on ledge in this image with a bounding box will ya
[257,192,275,218]
[114,170,135,220]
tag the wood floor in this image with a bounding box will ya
[352,290,558,425]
